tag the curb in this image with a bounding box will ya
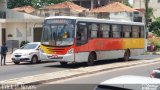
[0,58,160,86]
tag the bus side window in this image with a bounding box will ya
[140,26,144,38]
[91,23,98,38]
[100,24,110,38]
[112,25,122,38]
[132,26,140,38]
[123,25,131,38]
[88,24,92,39]
[76,23,88,46]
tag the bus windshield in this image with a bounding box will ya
[41,19,75,46]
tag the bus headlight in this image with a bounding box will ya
[67,48,74,54]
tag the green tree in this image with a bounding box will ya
[7,0,32,9]
[123,0,132,8]
[147,7,155,19]
[31,0,68,8]
[149,17,160,36]
[144,0,155,27]
[156,17,160,21]
[7,0,68,9]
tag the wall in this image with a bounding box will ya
[71,0,125,9]
[110,12,133,21]
[133,0,145,9]
[0,23,2,45]
[149,0,160,18]
[133,0,160,18]
[0,0,7,10]
[0,0,7,19]
[34,8,80,17]
[0,1,43,46]
[6,9,42,20]
[2,22,42,46]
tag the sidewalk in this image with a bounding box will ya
[6,53,13,64]
[0,52,13,65]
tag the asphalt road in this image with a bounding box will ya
[37,58,160,90]
[0,62,75,81]
[0,55,159,81]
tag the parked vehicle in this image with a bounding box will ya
[12,42,41,64]
[150,68,160,78]
[95,75,160,90]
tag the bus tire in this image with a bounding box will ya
[123,50,130,61]
[60,62,67,66]
[87,52,96,66]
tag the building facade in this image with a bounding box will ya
[133,0,160,18]
[0,0,137,47]
[33,1,89,18]
[0,0,43,47]
[71,0,127,9]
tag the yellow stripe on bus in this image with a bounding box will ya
[122,38,144,49]
[40,45,52,54]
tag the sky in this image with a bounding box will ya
[129,0,133,5]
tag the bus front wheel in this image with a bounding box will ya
[60,62,68,66]
[87,52,96,66]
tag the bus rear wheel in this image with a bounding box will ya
[87,53,96,66]
[123,50,130,61]
[60,62,68,66]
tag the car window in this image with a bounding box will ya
[21,44,39,49]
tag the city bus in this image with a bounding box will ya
[40,16,145,66]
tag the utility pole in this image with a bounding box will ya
[145,0,149,52]
[145,0,149,27]
[91,0,93,10]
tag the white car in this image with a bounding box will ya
[12,42,41,64]
[95,75,160,90]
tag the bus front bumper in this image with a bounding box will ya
[40,53,74,62]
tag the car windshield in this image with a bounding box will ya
[41,19,75,46]
[21,44,38,49]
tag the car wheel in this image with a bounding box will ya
[60,62,67,66]
[14,62,20,65]
[87,52,96,66]
[31,56,38,64]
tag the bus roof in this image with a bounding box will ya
[45,16,144,26]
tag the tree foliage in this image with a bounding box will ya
[149,17,160,36]
[147,7,155,19]
[123,0,132,8]
[7,0,68,9]
[7,0,32,9]
[31,0,68,8]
